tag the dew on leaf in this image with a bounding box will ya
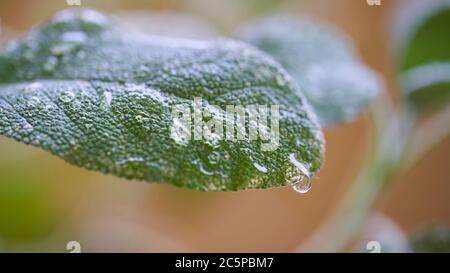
[199,162,215,176]
[287,153,312,193]
[26,96,41,107]
[59,91,75,103]
[23,123,34,134]
[117,156,145,165]
[275,74,287,86]
[207,150,221,165]
[135,114,149,123]
[0,9,325,192]
[291,176,312,193]
[253,162,268,173]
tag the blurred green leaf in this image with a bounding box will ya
[0,160,59,241]
[0,9,324,191]
[236,16,382,126]
[411,228,450,253]
[401,62,450,109]
[396,0,450,110]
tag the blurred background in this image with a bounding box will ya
[0,0,449,252]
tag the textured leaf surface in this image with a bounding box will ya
[236,16,381,126]
[396,0,450,110]
[0,9,324,191]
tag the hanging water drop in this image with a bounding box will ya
[291,176,312,193]
[287,153,312,193]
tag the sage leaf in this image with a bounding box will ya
[0,9,324,191]
[395,0,450,110]
[236,16,382,126]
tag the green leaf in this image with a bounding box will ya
[0,9,324,191]
[0,159,60,241]
[401,62,450,109]
[235,16,382,126]
[411,228,450,253]
[396,0,450,110]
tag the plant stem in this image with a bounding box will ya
[298,96,415,252]
[403,105,450,170]
[298,88,450,252]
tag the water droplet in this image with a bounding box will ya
[275,74,287,87]
[26,96,41,107]
[44,104,54,111]
[59,91,75,103]
[199,162,215,176]
[207,151,221,165]
[23,123,34,133]
[287,153,312,193]
[288,153,310,175]
[291,177,312,193]
[117,157,145,165]
[253,162,268,173]
[135,114,149,123]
